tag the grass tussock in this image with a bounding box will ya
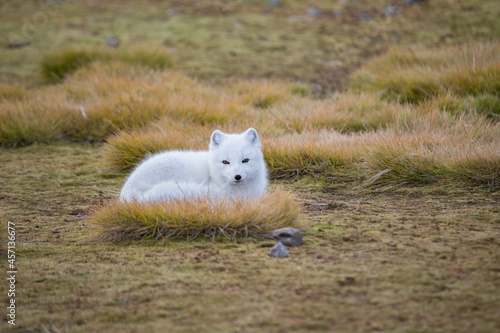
[0,95,70,147]
[0,62,251,146]
[102,106,500,188]
[263,133,362,180]
[102,120,213,171]
[227,79,297,108]
[270,93,395,133]
[40,45,174,83]
[89,188,302,242]
[420,93,500,120]
[0,83,25,100]
[361,110,500,186]
[351,42,500,103]
[2,41,499,188]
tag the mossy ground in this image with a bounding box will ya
[1,145,499,332]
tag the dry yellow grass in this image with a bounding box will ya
[262,132,363,180]
[226,79,298,108]
[268,93,394,133]
[1,41,498,188]
[0,83,25,100]
[351,41,500,103]
[89,188,302,242]
[102,102,500,187]
[0,92,71,146]
[102,120,211,171]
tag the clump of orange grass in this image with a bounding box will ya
[101,118,247,171]
[268,93,394,133]
[89,188,302,242]
[0,83,25,100]
[102,120,211,171]
[263,133,363,180]
[351,41,500,103]
[226,79,298,108]
[0,94,71,147]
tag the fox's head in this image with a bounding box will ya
[208,128,265,186]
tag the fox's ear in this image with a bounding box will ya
[210,130,225,149]
[245,128,260,145]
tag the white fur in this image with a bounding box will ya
[119,128,269,203]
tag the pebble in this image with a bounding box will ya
[269,242,290,258]
[106,36,120,48]
[355,13,373,21]
[406,0,429,4]
[385,6,399,16]
[165,8,177,16]
[307,8,322,17]
[7,41,30,49]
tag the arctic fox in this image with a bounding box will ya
[119,128,268,203]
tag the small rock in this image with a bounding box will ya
[385,6,399,16]
[316,254,323,259]
[307,8,322,17]
[355,13,373,21]
[106,36,120,48]
[272,227,303,247]
[325,60,343,68]
[7,41,30,49]
[269,242,290,258]
[338,276,356,286]
[165,8,177,16]
[406,0,429,4]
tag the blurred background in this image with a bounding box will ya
[1,0,499,92]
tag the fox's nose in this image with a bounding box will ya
[234,175,242,181]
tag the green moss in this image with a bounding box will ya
[40,46,174,83]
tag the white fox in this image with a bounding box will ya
[119,128,269,203]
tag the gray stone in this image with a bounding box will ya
[272,227,303,247]
[106,36,120,48]
[355,13,373,21]
[385,6,399,16]
[269,242,290,258]
[7,41,30,49]
[406,0,429,4]
[307,8,322,17]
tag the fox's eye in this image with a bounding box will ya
[242,158,249,163]
[222,160,230,165]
